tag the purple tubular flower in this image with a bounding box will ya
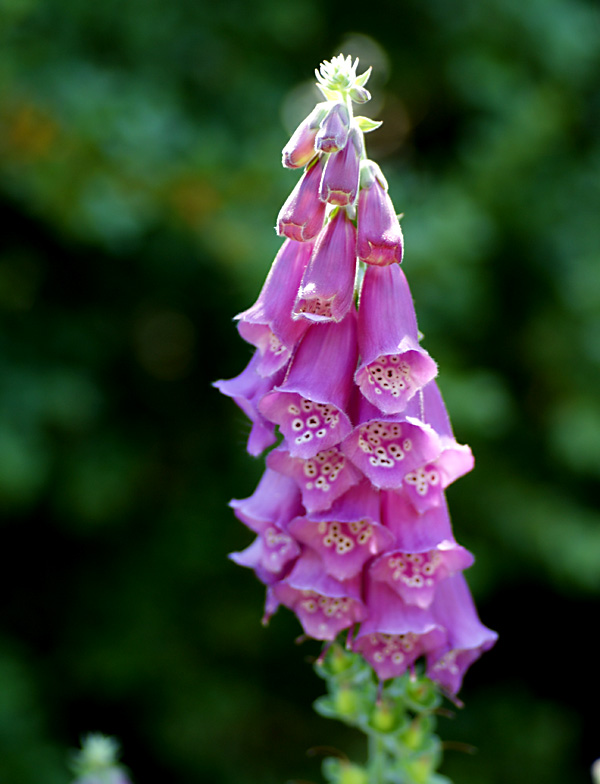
[267,445,363,514]
[426,574,498,693]
[403,382,474,512]
[288,481,394,581]
[315,102,351,153]
[213,351,285,456]
[229,527,300,585]
[272,549,366,640]
[229,468,303,531]
[294,209,357,323]
[319,124,363,206]
[259,312,358,458]
[277,156,327,242]
[342,397,442,490]
[236,239,312,376]
[355,264,438,414]
[282,102,328,169]
[357,161,404,266]
[353,627,444,681]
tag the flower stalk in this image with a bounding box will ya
[216,53,497,784]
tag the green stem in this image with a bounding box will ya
[368,732,386,784]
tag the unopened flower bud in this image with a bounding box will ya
[349,86,371,104]
[282,102,328,169]
[315,102,350,153]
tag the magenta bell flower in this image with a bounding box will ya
[294,208,357,323]
[355,263,438,414]
[236,239,312,376]
[426,573,498,693]
[282,102,328,168]
[277,156,327,242]
[315,102,351,153]
[319,124,363,206]
[341,396,442,490]
[288,480,394,581]
[259,312,357,459]
[270,548,366,639]
[403,381,474,512]
[357,160,404,266]
[213,350,284,456]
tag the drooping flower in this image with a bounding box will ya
[282,102,328,169]
[318,124,363,207]
[213,351,285,456]
[277,156,327,242]
[294,208,357,323]
[355,263,438,414]
[270,548,366,640]
[259,311,357,458]
[236,239,312,376]
[315,102,351,153]
[357,160,404,266]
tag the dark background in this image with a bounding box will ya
[1,1,599,782]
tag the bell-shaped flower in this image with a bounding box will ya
[282,102,328,169]
[352,581,445,680]
[341,397,442,490]
[272,548,366,640]
[259,312,357,459]
[236,239,312,376]
[426,574,498,693]
[370,497,474,609]
[277,156,327,242]
[355,264,438,414]
[213,351,285,456]
[380,488,455,550]
[267,445,363,514]
[294,208,357,323]
[288,480,393,581]
[315,102,351,153]
[403,381,474,512]
[319,124,364,207]
[356,160,404,266]
[229,468,303,532]
[229,527,300,585]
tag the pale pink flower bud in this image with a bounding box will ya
[282,102,328,169]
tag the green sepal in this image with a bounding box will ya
[323,757,369,784]
[355,116,383,133]
[354,66,372,88]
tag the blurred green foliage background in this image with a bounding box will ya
[0,0,599,782]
